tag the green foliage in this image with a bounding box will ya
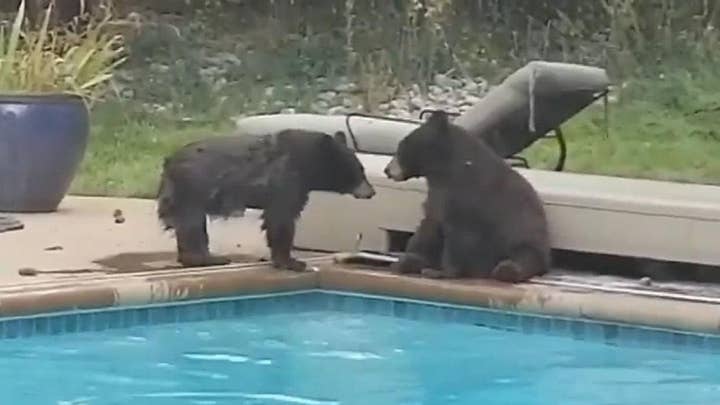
[0,0,127,105]
[63,0,720,196]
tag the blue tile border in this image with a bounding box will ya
[0,289,719,355]
[319,291,720,353]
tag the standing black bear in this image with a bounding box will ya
[383,110,550,283]
[157,129,375,271]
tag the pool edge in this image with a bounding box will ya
[0,264,319,317]
[319,266,720,335]
[1,259,719,335]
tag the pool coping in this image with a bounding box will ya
[1,255,719,336]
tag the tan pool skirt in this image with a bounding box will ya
[0,256,718,337]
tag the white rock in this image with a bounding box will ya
[311,100,329,113]
[150,63,170,73]
[464,95,481,105]
[205,52,242,66]
[390,99,405,109]
[114,69,134,82]
[327,106,347,115]
[222,53,242,66]
[433,93,449,105]
[264,86,275,98]
[318,91,337,102]
[464,80,479,92]
[199,66,223,77]
[475,75,488,84]
[434,73,452,87]
[281,107,296,114]
[120,88,134,98]
[410,97,424,109]
[335,82,359,92]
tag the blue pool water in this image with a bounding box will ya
[1,293,720,404]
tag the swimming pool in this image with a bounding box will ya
[1,291,719,404]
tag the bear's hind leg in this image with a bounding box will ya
[174,208,230,267]
[491,245,549,283]
[391,217,443,275]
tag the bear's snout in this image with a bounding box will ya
[384,157,405,181]
[352,180,376,199]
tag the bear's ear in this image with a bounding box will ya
[333,131,348,147]
[426,110,449,131]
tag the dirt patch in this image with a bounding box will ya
[91,251,262,272]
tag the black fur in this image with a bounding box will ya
[158,129,375,270]
[383,110,550,283]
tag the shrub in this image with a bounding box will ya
[0,0,127,106]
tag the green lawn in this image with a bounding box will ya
[69,102,234,199]
[69,70,720,199]
[524,101,720,184]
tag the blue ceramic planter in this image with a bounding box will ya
[0,94,89,212]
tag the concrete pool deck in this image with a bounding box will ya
[0,196,279,280]
[1,196,720,336]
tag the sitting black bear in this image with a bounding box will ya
[383,110,551,283]
[157,129,375,271]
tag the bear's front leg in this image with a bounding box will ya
[263,218,307,272]
[391,216,443,275]
[261,176,309,272]
[174,211,231,267]
[422,226,481,279]
[421,239,462,279]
